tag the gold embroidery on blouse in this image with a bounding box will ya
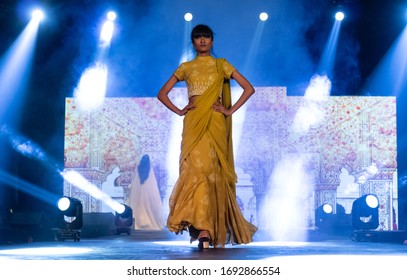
[174,56,235,99]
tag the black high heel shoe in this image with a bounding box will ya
[198,230,210,249]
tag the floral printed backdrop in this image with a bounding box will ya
[64,87,397,230]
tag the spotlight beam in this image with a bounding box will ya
[98,12,116,53]
[99,21,114,47]
[74,12,117,113]
[179,19,193,64]
[317,19,343,78]
[0,17,41,123]
[60,170,124,213]
[363,25,407,96]
[0,169,60,207]
[1,125,123,213]
[243,20,265,72]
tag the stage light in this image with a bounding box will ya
[55,196,83,241]
[31,9,44,22]
[60,170,125,212]
[315,203,334,229]
[335,11,345,21]
[351,194,379,230]
[115,204,133,235]
[259,12,268,21]
[322,203,333,214]
[107,11,117,22]
[184,12,193,22]
[57,196,83,229]
[57,196,71,212]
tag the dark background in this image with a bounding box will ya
[0,0,406,233]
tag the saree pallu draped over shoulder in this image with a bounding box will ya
[166,58,257,247]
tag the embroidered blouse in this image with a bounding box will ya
[174,56,235,99]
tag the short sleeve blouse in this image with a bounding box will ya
[173,56,235,98]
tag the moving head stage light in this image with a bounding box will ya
[55,196,83,241]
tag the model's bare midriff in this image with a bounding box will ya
[188,95,222,106]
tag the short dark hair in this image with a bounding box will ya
[191,24,214,42]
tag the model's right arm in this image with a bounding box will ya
[157,75,195,116]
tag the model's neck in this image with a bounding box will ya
[197,52,211,57]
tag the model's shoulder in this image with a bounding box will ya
[217,57,232,64]
[180,59,195,67]
[219,58,234,66]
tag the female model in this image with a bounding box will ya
[157,24,257,249]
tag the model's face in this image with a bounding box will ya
[193,34,213,55]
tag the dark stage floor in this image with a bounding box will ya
[0,229,406,260]
[1,229,406,279]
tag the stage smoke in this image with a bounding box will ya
[1,125,48,163]
[264,156,315,241]
[292,74,331,133]
[73,63,108,111]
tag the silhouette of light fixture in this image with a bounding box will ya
[115,204,133,235]
[351,194,379,230]
[315,203,334,229]
[55,196,83,241]
[57,196,83,230]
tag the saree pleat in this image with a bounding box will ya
[166,59,257,247]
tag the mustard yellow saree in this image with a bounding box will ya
[167,57,257,247]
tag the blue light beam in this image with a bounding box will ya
[317,18,343,79]
[1,125,123,213]
[0,16,42,124]
[363,25,407,96]
[0,169,60,207]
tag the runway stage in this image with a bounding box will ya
[0,229,406,279]
[0,230,406,259]
[0,231,406,260]
[1,226,407,259]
